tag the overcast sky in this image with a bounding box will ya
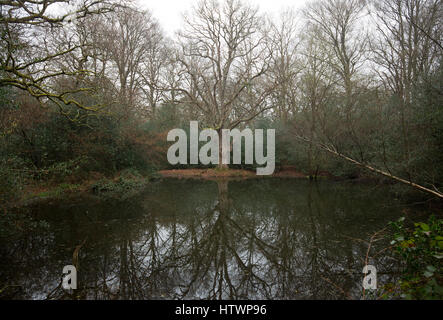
[138,0,310,37]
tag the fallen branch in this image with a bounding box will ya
[295,135,443,199]
[362,228,387,300]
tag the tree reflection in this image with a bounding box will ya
[0,179,403,299]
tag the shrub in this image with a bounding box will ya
[386,216,443,299]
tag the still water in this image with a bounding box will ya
[0,178,407,300]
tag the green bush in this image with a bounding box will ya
[386,216,443,299]
[37,156,96,182]
[91,169,148,199]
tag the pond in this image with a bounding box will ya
[0,178,409,300]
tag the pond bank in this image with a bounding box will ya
[4,170,150,210]
[4,167,327,210]
[4,166,430,212]
[158,167,321,180]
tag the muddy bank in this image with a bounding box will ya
[158,168,311,180]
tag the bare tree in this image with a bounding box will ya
[139,28,170,118]
[103,6,164,115]
[175,0,276,168]
[296,25,338,178]
[369,0,442,177]
[303,0,368,114]
[267,9,301,123]
[58,4,168,120]
[0,0,119,118]
[0,0,116,25]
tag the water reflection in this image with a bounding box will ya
[0,179,403,300]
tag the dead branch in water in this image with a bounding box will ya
[295,135,443,199]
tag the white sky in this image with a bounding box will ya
[138,0,310,37]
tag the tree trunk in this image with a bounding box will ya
[217,128,229,170]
